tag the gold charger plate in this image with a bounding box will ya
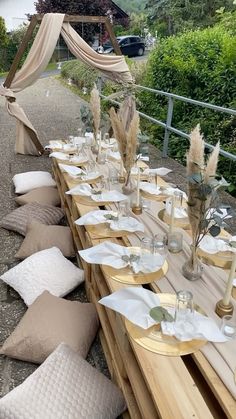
[101,249,168,285]
[74,194,112,207]
[57,158,88,167]
[125,293,207,356]
[197,247,233,269]
[141,189,167,202]
[158,209,190,230]
[86,223,133,238]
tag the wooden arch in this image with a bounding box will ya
[4,14,122,154]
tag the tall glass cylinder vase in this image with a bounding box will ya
[182,245,203,281]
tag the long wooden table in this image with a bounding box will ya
[52,157,236,419]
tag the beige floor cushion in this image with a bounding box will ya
[13,171,56,194]
[16,222,75,259]
[0,291,99,363]
[0,344,126,419]
[0,202,64,236]
[15,186,61,206]
[0,247,84,306]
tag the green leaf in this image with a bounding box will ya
[229,241,236,249]
[187,173,202,184]
[149,306,174,323]
[209,225,221,237]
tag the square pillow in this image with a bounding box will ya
[15,186,61,207]
[0,344,126,419]
[13,171,56,194]
[0,247,84,306]
[0,202,64,236]
[0,291,99,363]
[16,222,75,258]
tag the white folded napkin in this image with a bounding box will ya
[91,190,127,202]
[140,182,161,195]
[164,187,187,200]
[165,198,188,219]
[79,241,164,273]
[62,143,77,152]
[99,287,161,329]
[139,156,150,161]
[199,235,236,254]
[59,164,84,177]
[66,183,92,196]
[110,217,144,233]
[106,150,121,160]
[69,155,87,164]
[233,278,236,287]
[206,208,232,220]
[80,171,100,181]
[143,167,172,176]
[101,141,115,149]
[161,310,227,342]
[49,151,69,160]
[75,210,118,226]
[72,137,86,146]
[99,287,227,342]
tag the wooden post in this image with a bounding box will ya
[4,15,38,89]
[104,18,122,55]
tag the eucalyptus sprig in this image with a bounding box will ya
[104,214,119,221]
[149,306,174,323]
[121,254,140,264]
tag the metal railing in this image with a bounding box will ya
[100,84,236,162]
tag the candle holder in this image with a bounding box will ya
[118,175,125,184]
[132,205,142,215]
[215,299,234,318]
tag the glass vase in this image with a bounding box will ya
[182,245,203,281]
[122,170,135,195]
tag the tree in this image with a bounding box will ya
[0,17,8,48]
[145,0,235,36]
[34,0,128,43]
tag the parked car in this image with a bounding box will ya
[103,35,145,57]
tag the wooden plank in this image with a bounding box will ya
[104,18,122,55]
[36,14,107,23]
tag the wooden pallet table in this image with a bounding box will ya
[52,157,236,419]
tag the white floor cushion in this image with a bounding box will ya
[13,171,56,194]
[0,247,84,306]
[0,344,126,419]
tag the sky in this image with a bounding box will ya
[0,0,36,31]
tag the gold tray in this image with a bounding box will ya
[125,293,207,356]
[101,250,168,285]
[86,223,133,238]
[158,209,190,230]
[197,248,233,269]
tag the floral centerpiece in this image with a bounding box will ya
[183,124,231,280]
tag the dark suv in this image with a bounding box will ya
[103,35,145,57]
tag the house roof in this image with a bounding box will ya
[110,1,129,19]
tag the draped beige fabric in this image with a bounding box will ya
[0,13,132,155]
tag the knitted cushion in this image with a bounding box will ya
[16,222,75,258]
[1,202,64,236]
[0,291,99,363]
[15,186,60,206]
[0,344,126,419]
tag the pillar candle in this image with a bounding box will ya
[136,167,140,206]
[169,195,175,233]
[223,252,236,305]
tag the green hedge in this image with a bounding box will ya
[139,25,236,194]
[61,60,99,90]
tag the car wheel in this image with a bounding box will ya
[137,47,144,56]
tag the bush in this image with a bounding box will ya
[139,25,236,194]
[61,59,99,91]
